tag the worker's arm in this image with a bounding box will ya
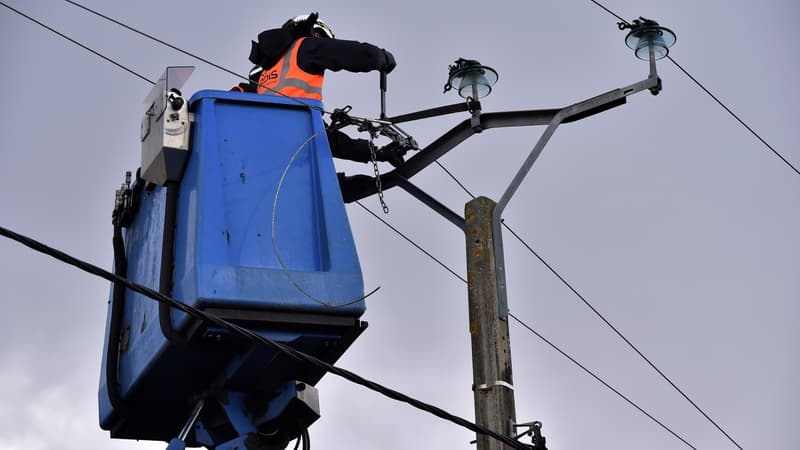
[327,128,372,162]
[297,37,394,74]
[327,129,406,167]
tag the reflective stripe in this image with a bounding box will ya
[276,78,323,95]
[258,37,324,100]
[276,40,296,82]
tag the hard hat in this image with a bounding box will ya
[291,13,335,39]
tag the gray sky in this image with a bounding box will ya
[1,1,798,449]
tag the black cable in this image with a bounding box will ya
[354,200,468,284]
[588,0,630,25]
[62,0,323,113]
[158,181,193,344]
[508,312,696,449]
[0,225,529,450]
[0,1,154,85]
[435,161,476,198]
[107,224,132,417]
[63,0,388,132]
[582,4,752,447]
[356,198,696,449]
[666,55,799,177]
[587,0,798,179]
[293,432,303,450]
[438,160,743,449]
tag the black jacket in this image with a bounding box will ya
[237,32,391,94]
[249,26,390,76]
[292,37,390,74]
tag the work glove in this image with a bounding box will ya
[374,142,406,168]
[381,50,396,74]
[337,173,376,203]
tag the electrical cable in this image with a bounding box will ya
[435,161,476,198]
[584,3,752,448]
[588,0,629,24]
[61,0,387,128]
[588,0,798,179]
[0,1,154,86]
[665,55,799,177]
[353,201,696,448]
[508,312,696,449]
[158,180,194,345]
[64,0,396,126]
[61,0,323,114]
[436,160,742,449]
[0,224,529,450]
[354,200,467,284]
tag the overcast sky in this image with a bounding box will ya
[1,1,798,449]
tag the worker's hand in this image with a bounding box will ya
[374,142,406,167]
[337,173,375,202]
[381,50,396,74]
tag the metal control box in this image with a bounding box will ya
[140,67,194,185]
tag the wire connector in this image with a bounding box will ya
[513,421,547,450]
[617,16,658,31]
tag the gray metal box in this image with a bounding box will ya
[140,66,194,185]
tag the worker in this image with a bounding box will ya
[235,13,408,201]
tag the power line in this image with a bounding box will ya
[586,3,749,447]
[62,0,324,113]
[355,201,696,448]
[436,161,476,198]
[508,312,696,449]
[60,0,249,84]
[354,200,467,284]
[439,158,744,448]
[0,224,529,450]
[457,2,766,446]
[666,55,799,177]
[588,0,629,24]
[62,0,389,129]
[0,1,154,85]
[587,0,798,179]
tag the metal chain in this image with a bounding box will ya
[367,135,389,213]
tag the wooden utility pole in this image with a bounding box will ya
[464,196,517,450]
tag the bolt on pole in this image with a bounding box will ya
[465,196,517,450]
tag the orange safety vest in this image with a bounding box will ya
[257,37,324,100]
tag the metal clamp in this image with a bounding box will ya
[514,420,547,450]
